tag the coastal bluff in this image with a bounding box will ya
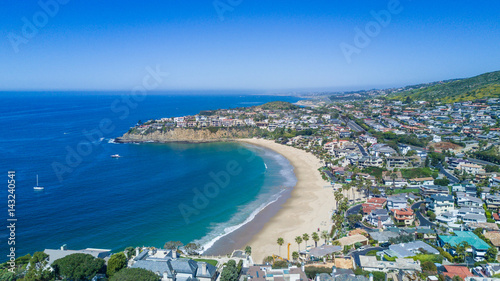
[116,127,259,143]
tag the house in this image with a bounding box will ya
[307,245,342,260]
[457,163,486,175]
[468,222,499,232]
[428,194,454,215]
[336,234,369,248]
[359,134,377,144]
[420,185,449,197]
[386,195,408,210]
[368,231,401,244]
[386,156,415,170]
[369,143,397,157]
[385,241,439,258]
[486,194,500,210]
[484,231,500,256]
[382,171,407,188]
[456,194,483,208]
[44,245,111,266]
[409,177,435,186]
[438,231,491,258]
[357,156,384,168]
[367,209,393,228]
[358,255,420,272]
[316,266,370,281]
[247,265,307,281]
[391,208,415,226]
[362,198,387,215]
[131,249,217,281]
[442,266,474,281]
[397,144,411,155]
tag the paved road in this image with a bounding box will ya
[355,142,368,156]
[350,246,386,267]
[346,204,362,217]
[437,163,459,183]
[411,201,435,227]
[346,120,365,133]
[467,157,500,167]
[345,204,374,231]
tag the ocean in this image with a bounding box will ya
[0,92,299,258]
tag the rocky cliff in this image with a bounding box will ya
[116,127,259,143]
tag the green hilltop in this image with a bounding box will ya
[390,70,500,103]
[257,101,299,110]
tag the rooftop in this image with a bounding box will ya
[439,231,491,250]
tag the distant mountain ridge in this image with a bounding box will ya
[389,70,500,102]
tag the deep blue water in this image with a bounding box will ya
[0,92,299,258]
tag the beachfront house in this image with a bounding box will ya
[131,249,217,281]
[247,265,307,281]
[358,255,420,273]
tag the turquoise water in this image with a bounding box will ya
[0,92,298,257]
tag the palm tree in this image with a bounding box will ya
[277,238,284,257]
[295,236,303,252]
[245,245,252,256]
[312,232,320,248]
[321,230,329,245]
[302,233,310,249]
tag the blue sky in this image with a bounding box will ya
[1,0,499,91]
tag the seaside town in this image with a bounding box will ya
[7,72,500,281]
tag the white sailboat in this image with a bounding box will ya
[33,175,44,190]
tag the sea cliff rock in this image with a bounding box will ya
[116,127,258,143]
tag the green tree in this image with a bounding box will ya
[24,251,52,281]
[421,260,437,272]
[245,246,252,256]
[434,178,450,186]
[277,238,284,257]
[272,260,288,269]
[486,247,498,262]
[185,243,201,255]
[347,214,362,228]
[110,268,160,281]
[52,253,105,281]
[0,270,16,281]
[107,252,127,277]
[312,232,320,248]
[163,241,183,251]
[124,247,135,259]
[221,260,239,281]
[292,251,299,261]
[295,236,303,252]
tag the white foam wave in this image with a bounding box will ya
[194,144,297,253]
[108,138,117,144]
[196,188,287,253]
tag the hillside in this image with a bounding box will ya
[390,70,500,103]
[257,101,299,110]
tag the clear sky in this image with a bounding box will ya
[1,0,499,91]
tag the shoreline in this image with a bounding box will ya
[228,139,336,263]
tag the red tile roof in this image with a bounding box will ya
[443,266,473,280]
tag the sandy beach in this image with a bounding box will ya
[237,138,336,263]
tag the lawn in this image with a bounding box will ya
[391,188,419,195]
[194,259,218,266]
[412,254,443,264]
[400,167,438,179]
